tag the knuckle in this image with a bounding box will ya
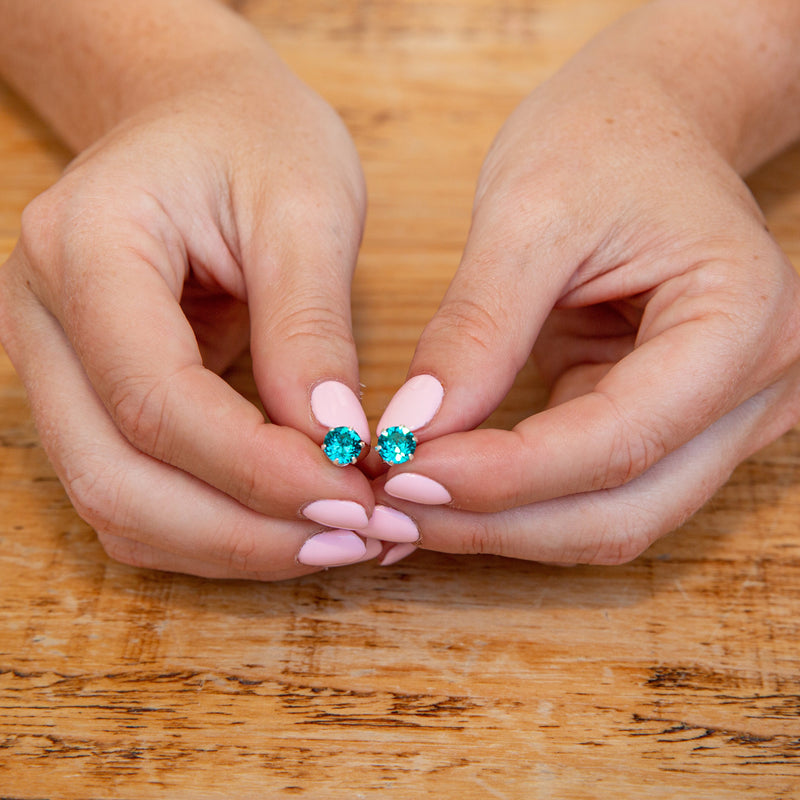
[107,373,175,457]
[597,402,670,490]
[110,381,164,453]
[578,530,652,566]
[474,163,574,246]
[64,458,127,536]
[19,192,56,252]
[462,517,507,556]
[426,296,506,359]
[219,529,261,574]
[574,484,688,566]
[574,516,655,566]
[227,457,263,513]
[270,293,355,354]
[17,183,114,312]
[269,167,365,247]
[18,187,72,271]
[97,533,149,570]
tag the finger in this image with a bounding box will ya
[100,529,384,580]
[379,183,592,441]
[241,148,372,451]
[384,254,800,512]
[377,381,798,565]
[19,191,373,525]
[98,534,316,582]
[0,269,375,580]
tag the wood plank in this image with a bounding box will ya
[1,1,799,797]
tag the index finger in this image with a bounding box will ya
[384,257,800,512]
[21,197,374,526]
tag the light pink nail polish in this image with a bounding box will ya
[379,542,418,566]
[302,499,369,529]
[356,505,419,543]
[384,473,452,505]
[311,380,371,444]
[297,530,367,566]
[377,374,444,434]
[356,537,384,562]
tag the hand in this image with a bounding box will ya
[372,3,800,565]
[0,20,381,579]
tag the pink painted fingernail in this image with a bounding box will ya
[357,537,384,562]
[297,530,367,566]
[384,473,452,505]
[302,499,369,529]
[377,374,444,434]
[356,505,419,543]
[311,380,371,444]
[379,542,418,566]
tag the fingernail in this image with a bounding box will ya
[356,505,419,543]
[377,374,444,434]
[357,537,384,562]
[302,499,369,529]
[379,542,418,566]
[311,380,371,444]
[384,473,452,505]
[297,530,367,566]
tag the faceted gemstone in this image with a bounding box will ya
[322,426,365,466]
[376,425,417,465]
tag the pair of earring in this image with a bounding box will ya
[322,424,417,466]
[317,374,444,468]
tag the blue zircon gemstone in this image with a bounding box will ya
[376,425,417,465]
[322,426,365,466]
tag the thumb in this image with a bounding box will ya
[380,197,586,441]
[244,208,371,464]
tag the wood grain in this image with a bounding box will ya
[2,1,800,797]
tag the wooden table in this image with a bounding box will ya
[2,1,800,797]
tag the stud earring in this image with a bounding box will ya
[322,426,366,466]
[375,425,417,465]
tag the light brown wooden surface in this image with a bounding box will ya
[2,1,800,797]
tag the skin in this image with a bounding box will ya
[1,0,799,577]
[377,0,800,565]
[0,0,375,579]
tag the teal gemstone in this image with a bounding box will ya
[376,425,417,465]
[322,426,365,466]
